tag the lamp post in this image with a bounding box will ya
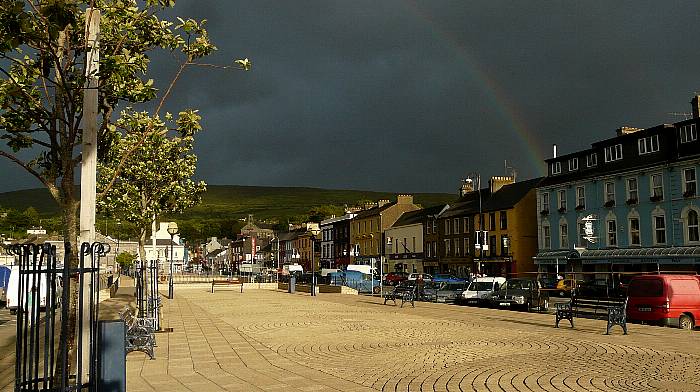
[167,222,179,300]
[272,236,280,282]
[309,227,320,296]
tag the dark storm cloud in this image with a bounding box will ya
[4,1,700,193]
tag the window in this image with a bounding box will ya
[454,238,460,256]
[551,161,561,175]
[605,182,615,205]
[558,189,567,211]
[453,218,459,234]
[432,241,437,257]
[568,157,579,171]
[432,219,437,233]
[683,168,697,197]
[445,220,450,235]
[576,186,585,209]
[607,219,617,247]
[604,144,623,162]
[489,236,497,257]
[688,210,699,243]
[542,223,551,249]
[560,223,568,249]
[638,135,659,154]
[501,235,509,255]
[586,153,598,167]
[489,213,496,230]
[541,192,550,213]
[426,242,431,257]
[444,239,450,256]
[626,178,638,203]
[464,217,470,232]
[500,211,508,229]
[680,123,698,143]
[629,217,640,246]
[650,173,663,200]
[464,238,470,256]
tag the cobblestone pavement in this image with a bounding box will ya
[124,288,700,392]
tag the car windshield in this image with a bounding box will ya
[468,281,494,291]
[628,279,663,297]
[504,280,529,290]
[434,274,451,279]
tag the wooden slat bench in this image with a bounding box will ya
[211,279,243,293]
[119,307,156,359]
[554,296,628,334]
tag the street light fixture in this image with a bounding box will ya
[167,222,179,299]
[308,227,320,296]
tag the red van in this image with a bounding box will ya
[626,274,700,330]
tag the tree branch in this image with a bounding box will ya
[0,150,59,201]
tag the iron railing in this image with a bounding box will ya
[11,241,106,392]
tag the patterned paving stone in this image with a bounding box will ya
[129,288,700,391]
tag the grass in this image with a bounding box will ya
[0,185,458,220]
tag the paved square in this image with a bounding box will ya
[125,288,700,392]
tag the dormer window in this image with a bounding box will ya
[604,144,623,162]
[680,123,697,143]
[638,135,659,155]
[551,161,561,175]
[568,158,579,171]
[586,153,597,167]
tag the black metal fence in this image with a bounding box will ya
[133,260,160,330]
[10,241,106,392]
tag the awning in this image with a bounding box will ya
[533,250,579,265]
[579,246,700,265]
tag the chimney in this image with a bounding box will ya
[692,95,700,119]
[616,126,642,136]
[377,199,391,207]
[363,201,377,210]
[396,194,413,205]
[489,176,515,194]
[460,178,474,197]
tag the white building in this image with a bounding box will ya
[144,222,185,272]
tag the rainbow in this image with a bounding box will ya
[402,0,548,175]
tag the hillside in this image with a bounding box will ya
[0,185,457,219]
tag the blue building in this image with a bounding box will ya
[534,96,700,276]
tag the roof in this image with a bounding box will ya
[481,177,543,212]
[144,239,179,246]
[354,202,397,219]
[392,205,448,227]
[441,188,490,218]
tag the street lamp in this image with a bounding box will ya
[167,222,179,299]
[272,236,280,282]
[309,227,320,296]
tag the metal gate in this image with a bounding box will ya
[133,259,161,330]
[11,241,106,392]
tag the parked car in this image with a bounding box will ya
[419,281,440,301]
[626,274,700,330]
[458,276,506,306]
[435,282,468,303]
[556,279,583,297]
[490,278,549,312]
[407,273,433,282]
[576,279,625,298]
[432,274,467,284]
[384,272,409,286]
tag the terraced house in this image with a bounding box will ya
[351,195,420,273]
[535,95,700,275]
[439,177,541,277]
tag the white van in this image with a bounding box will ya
[460,276,506,306]
[6,266,54,314]
[282,264,303,275]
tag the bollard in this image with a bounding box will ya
[289,275,296,293]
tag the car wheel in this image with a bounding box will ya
[373,286,380,294]
[9,309,16,315]
[679,314,695,330]
[559,291,565,297]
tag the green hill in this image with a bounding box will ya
[0,185,457,220]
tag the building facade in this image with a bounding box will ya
[320,213,356,269]
[385,205,448,274]
[535,97,700,275]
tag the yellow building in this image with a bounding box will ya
[350,195,420,273]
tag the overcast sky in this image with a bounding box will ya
[4,1,700,194]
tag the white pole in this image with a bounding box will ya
[79,7,100,383]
